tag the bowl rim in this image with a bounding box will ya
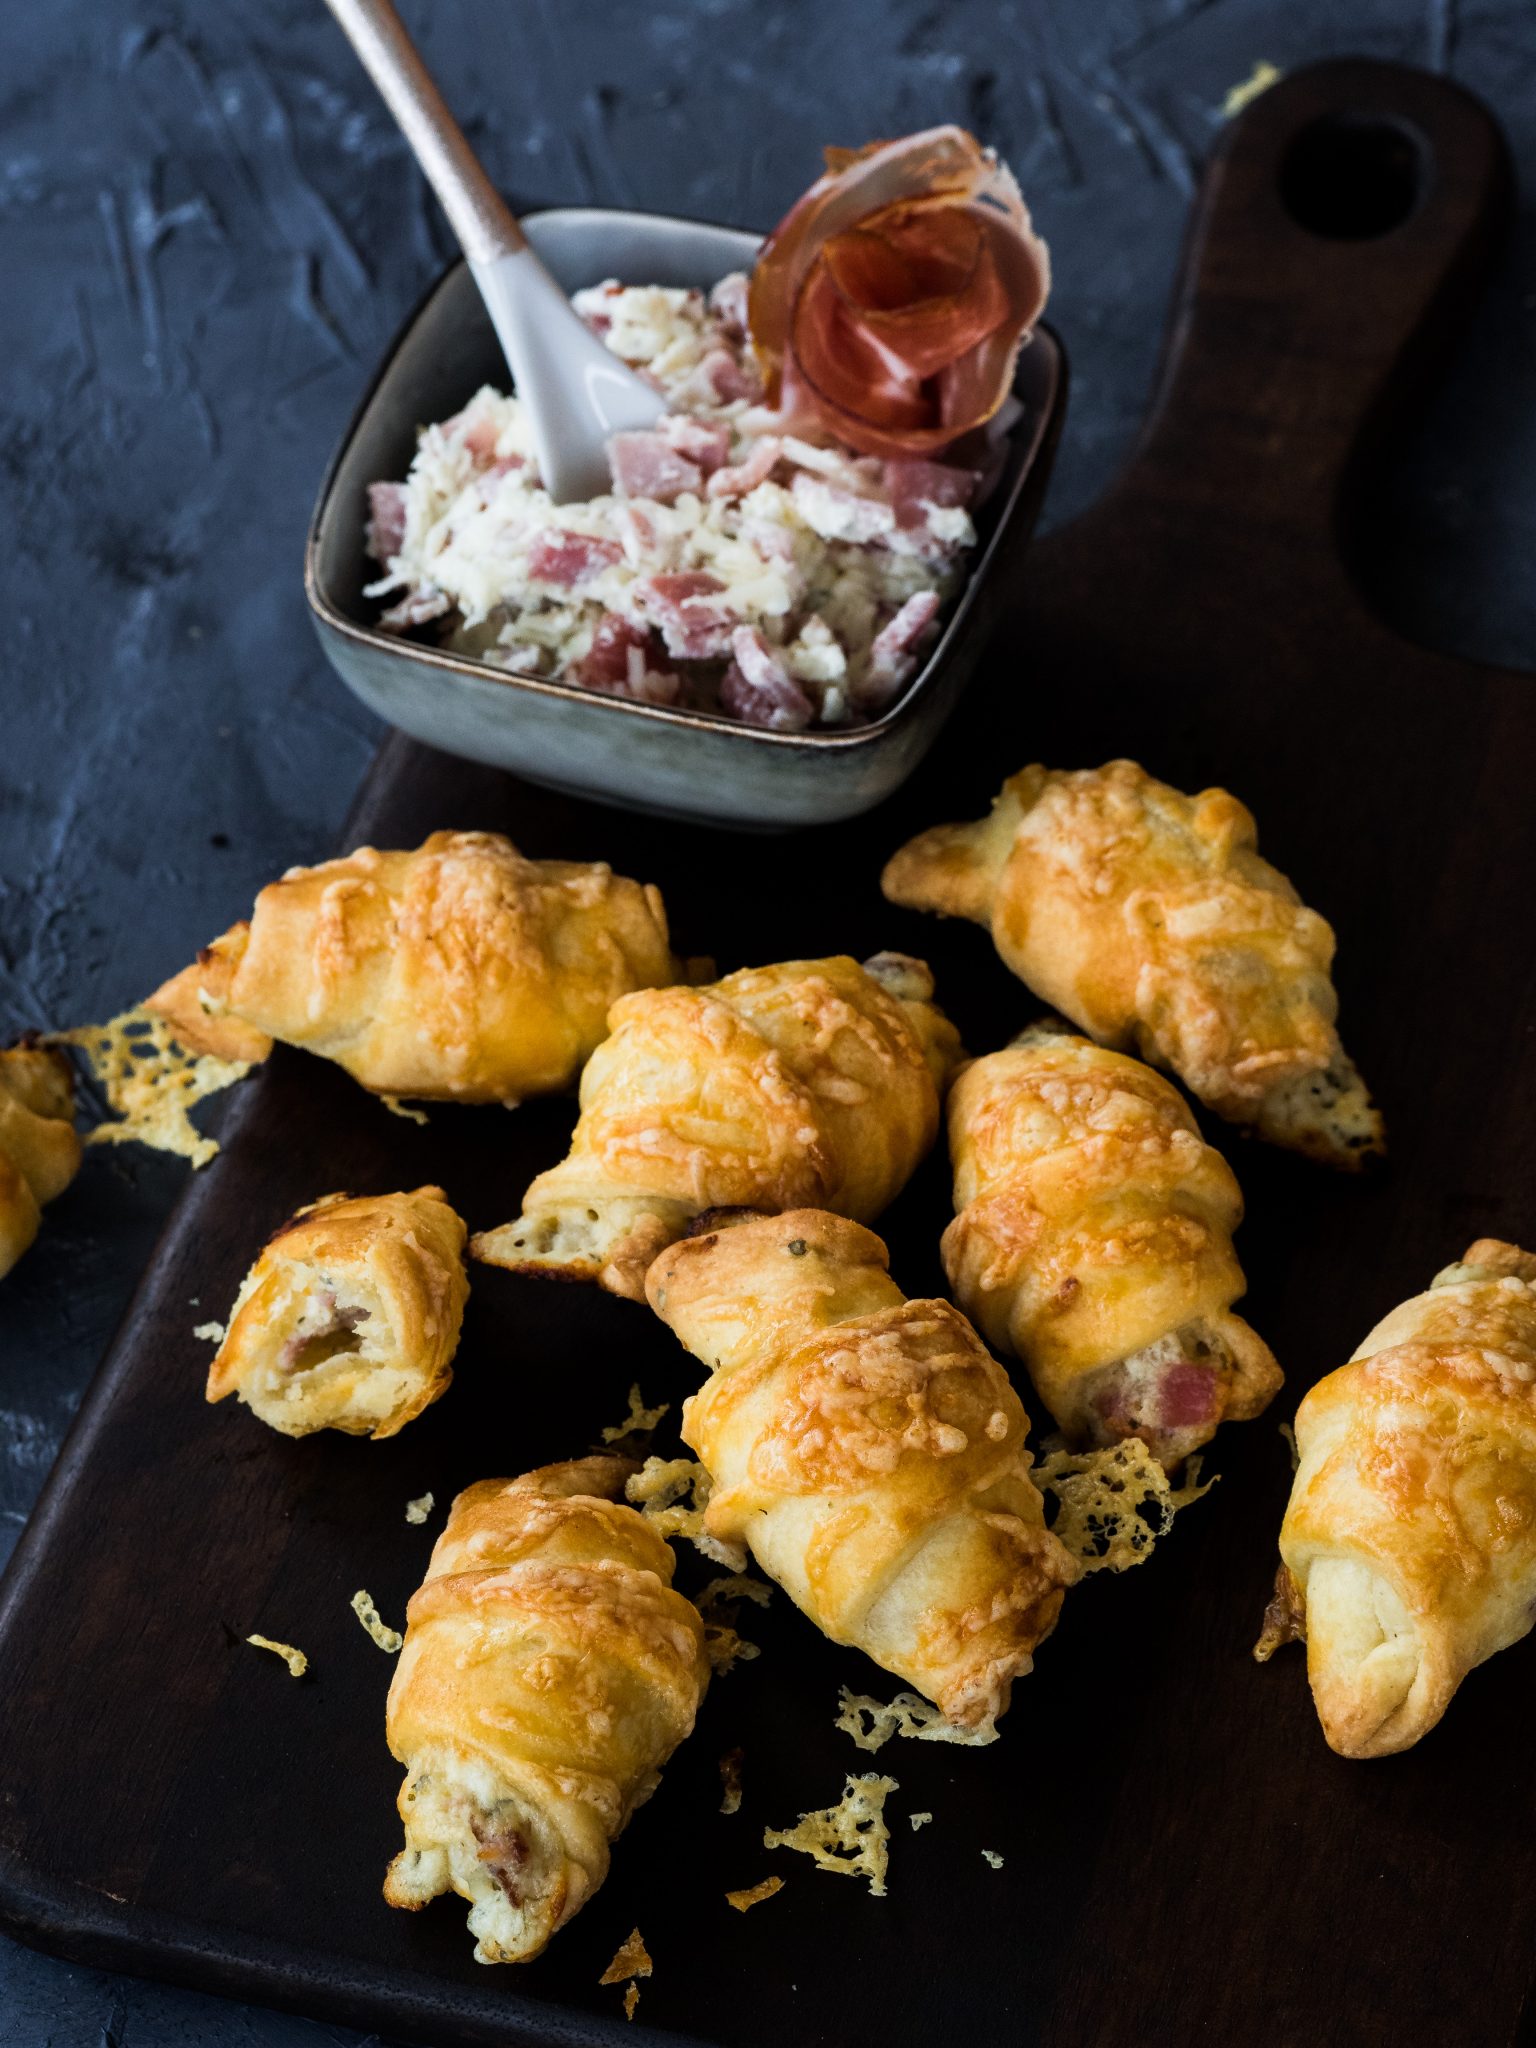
[303,203,1062,757]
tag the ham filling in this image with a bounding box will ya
[1084,1324,1229,1467]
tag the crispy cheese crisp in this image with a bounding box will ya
[835,1686,996,1752]
[624,1985,639,2022]
[763,1774,896,1897]
[601,1383,670,1442]
[1036,1439,1213,1573]
[626,1455,746,1568]
[246,1634,308,1678]
[725,1876,784,1912]
[600,1928,653,1985]
[56,1007,253,1167]
[350,1589,403,1653]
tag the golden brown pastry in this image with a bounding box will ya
[1256,1241,1536,1758]
[883,760,1381,1168]
[147,830,678,1104]
[384,1457,709,1963]
[0,1045,82,1281]
[647,1209,1076,1731]
[208,1187,467,1437]
[943,1024,1280,1466]
[473,952,962,1300]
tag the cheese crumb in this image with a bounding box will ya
[719,1747,744,1815]
[600,1928,653,1985]
[379,1094,429,1125]
[909,1812,932,1831]
[763,1773,896,1897]
[626,1456,746,1569]
[835,1686,995,1752]
[601,1383,670,1443]
[247,1634,308,1678]
[350,1589,403,1653]
[699,1573,772,1610]
[623,1984,639,2022]
[404,1492,435,1525]
[193,1320,226,1344]
[982,1849,1004,1870]
[1036,1439,1213,1573]
[1221,59,1282,118]
[55,1006,253,1166]
[725,1876,784,1913]
[1279,1421,1299,1473]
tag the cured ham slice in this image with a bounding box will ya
[633,572,737,659]
[365,482,408,563]
[859,590,941,707]
[608,432,704,504]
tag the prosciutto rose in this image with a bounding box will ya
[748,126,1049,460]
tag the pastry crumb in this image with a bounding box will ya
[246,1633,308,1678]
[55,1006,252,1166]
[835,1686,994,1752]
[404,1491,435,1525]
[600,1928,653,1985]
[981,1849,1004,1870]
[623,1983,639,2022]
[764,1773,896,1897]
[601,1383,670,1442]
[193,1320,226,1344]
[909,1812,932,1831]
[1037,1439,1213,1573]
[719,1747,744,1815]
[349,1589,403,1653]
[725,1876,784,1913]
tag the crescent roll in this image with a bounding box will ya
[943,1025,1281,1466]
[1258,1241,1536,1758]
[208,1187,467,1437]
[0,1045,82,1281]
[384,1456,709,1963]
[146,830,678,1105]
[883,760,1382,1169]
[647,1209,1076,1731]
[473,952,962,1300]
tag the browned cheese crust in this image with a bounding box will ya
[208,1186,468,1438]
[1272,1240,1536,1758]
[146,831,678,1104]
[0,1045,82,1281]
[646,1209,1077,1732]
[882,760,1382,1168]
[383,1458,709,1964]
[473,952,962,1299]
[943,1028,1281,1464]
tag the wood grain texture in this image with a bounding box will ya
[0,60,1532,2048]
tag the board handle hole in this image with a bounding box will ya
[1279,113,1426,239]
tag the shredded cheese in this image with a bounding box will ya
[1036,1439,1213,1573]
[193,1320,226,1344]
[981,1849,1004,1870]
[247,1634,308,1678]
[763,1773,896,1897]
[378,1094,429,1124]
[626,1456,746,1568]
[55,1006,252,1166]
[600,1928,653,1985]
[1221,59,1282,117]
[404,1492,435,1525]
[834,1686,995,1752]
[350,1589,403,1653]
[601,1383,671,1443]
[725,1876,784,1913]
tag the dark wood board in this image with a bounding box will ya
[1,57,1532,2048]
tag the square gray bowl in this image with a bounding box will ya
[305,206,1065,830]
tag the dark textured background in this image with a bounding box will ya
[0,1,1531,2042]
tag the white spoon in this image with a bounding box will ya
[325,0,668,503]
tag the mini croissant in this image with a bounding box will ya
[647,1209,1076,1731]
[883,759,1381,1168]
[208,1187,467,1437]
[473,952,961,1300]
[146,830,678,1105]
[384,1457,709,1963]
[943,1025,1281,1466]
[1257,1241,1536,1758]
[0,1045,82,1280]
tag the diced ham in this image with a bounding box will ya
[719,626,814,732]
[459,413,501,462]
[708,272,750,338]
[633,571,737,658]
[884,458,977,529]
[700,346,761,403]
[378,587,452,631]
[486,454,525,479]
[1153,1360,1222,1431]
[860,590,942,708]
[707,435,783,500]
[573,614,681,705]
[527,531,623,586]
[365,482,408,564]
[608,431,704,504]
[789,470,897,545]
[616,503,664,566]
[662,415,732,473]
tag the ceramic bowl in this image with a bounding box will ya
[305,206,1065,829]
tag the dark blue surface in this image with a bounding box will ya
[1,2,1531,2041]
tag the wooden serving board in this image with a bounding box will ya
[2,58,1532,2048]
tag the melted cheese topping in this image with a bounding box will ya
[1036,1438,1213,1573]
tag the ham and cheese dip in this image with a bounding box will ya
[363,274,981,730]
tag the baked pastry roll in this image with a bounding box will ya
[647,1208,1076,1731]
[943,1025,1280,1466]
[208,1187,467,1437]
[146,830,678,1104]
[474,952,961,1300]
[0,1045,82,1281]
[883,759,1381,1168]
[384,1456,709,1963]
[1257,1241,1536,1758]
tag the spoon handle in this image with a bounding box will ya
[324,0,526,263]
